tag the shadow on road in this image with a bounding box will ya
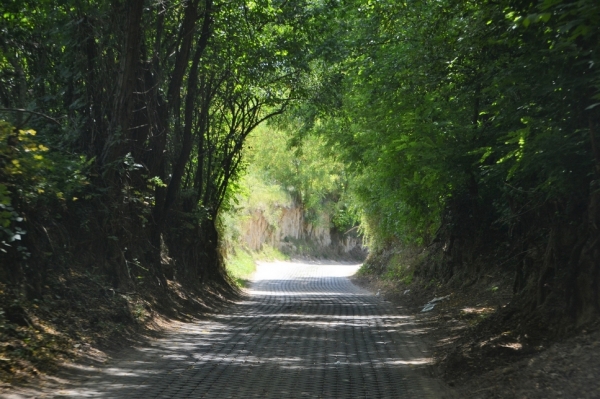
[4,262,449,399]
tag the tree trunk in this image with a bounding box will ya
[101,0,145,171]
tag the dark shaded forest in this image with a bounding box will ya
[0,0,599,384]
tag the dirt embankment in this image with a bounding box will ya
[0,269,237,388]
[240,204,365,259]
[354,270,600,398]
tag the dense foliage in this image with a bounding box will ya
[0,0,325,291]
[295,0,598,243]
[246,125,350,225]
[0,0,598,334]
[220,124,355,257]
[285,0,600,325]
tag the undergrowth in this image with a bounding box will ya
[254,244,289,262]
[358,246,420,284]
[225,249,256,287]
[225,244,289,287]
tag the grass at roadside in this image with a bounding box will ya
[226,249,256,287]
[225,245,290,287]
[254,244,290,262]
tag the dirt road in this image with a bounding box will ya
[3,261,453,398]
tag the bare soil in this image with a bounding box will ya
[354,273,600,398]
[0,269,236,389]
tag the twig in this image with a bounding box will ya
[0,108,62,126]
[344,225,360,235]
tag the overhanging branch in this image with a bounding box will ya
[0,108,62,126]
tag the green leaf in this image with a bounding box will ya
[586,103,600,110]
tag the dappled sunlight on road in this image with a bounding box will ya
[17,261,450,399]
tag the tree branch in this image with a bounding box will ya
[0,108,62,126]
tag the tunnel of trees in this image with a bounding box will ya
[0,0,599,360]
[0,0,320,293]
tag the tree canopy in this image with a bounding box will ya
[1,0,599,326]
[275,0,600,325]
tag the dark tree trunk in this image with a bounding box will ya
[156,0,213,226]
[102,0,145,171]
